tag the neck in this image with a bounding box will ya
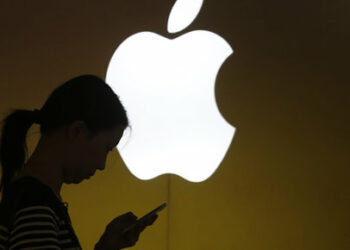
[15,137,64,201]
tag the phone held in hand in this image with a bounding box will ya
[122,203,167,234]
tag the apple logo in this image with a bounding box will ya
[106,0,235,182]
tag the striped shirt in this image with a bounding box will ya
[0,176,82,249]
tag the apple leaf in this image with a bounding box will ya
[167,0,204,33]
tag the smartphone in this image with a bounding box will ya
[122,203,167,234]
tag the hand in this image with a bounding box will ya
[94,211,158,250]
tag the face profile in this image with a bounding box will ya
[61,122,126,184]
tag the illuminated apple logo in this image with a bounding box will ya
[106,0,235,182]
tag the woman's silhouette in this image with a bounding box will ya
[0,75,157,249]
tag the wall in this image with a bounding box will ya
[0,0,349,249]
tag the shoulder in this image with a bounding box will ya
[2,176,58,207]
[0,176,61,227]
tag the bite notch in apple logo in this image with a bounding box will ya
[106,0,236,182]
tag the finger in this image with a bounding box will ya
[137,214,158,230]
[114,212,138,224]
[124,230,139,246]
[107,212,137,230]
[145,214,158,226]
[137,221,147,232]
[137,215,157,232]
[120,212,138,221]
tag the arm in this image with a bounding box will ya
[9,205,61,250]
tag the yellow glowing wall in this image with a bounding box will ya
[0,1,349,249]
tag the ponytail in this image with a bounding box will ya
[0,109,40,194]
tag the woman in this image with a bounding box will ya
[0,75,157,249]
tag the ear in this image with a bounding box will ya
[65,120,89,141]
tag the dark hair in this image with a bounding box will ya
[0,74,130,194]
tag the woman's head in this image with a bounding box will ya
[0,74,130,192]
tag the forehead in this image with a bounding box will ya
[101,125,125,140]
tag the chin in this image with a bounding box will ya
[64,176,86,184]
